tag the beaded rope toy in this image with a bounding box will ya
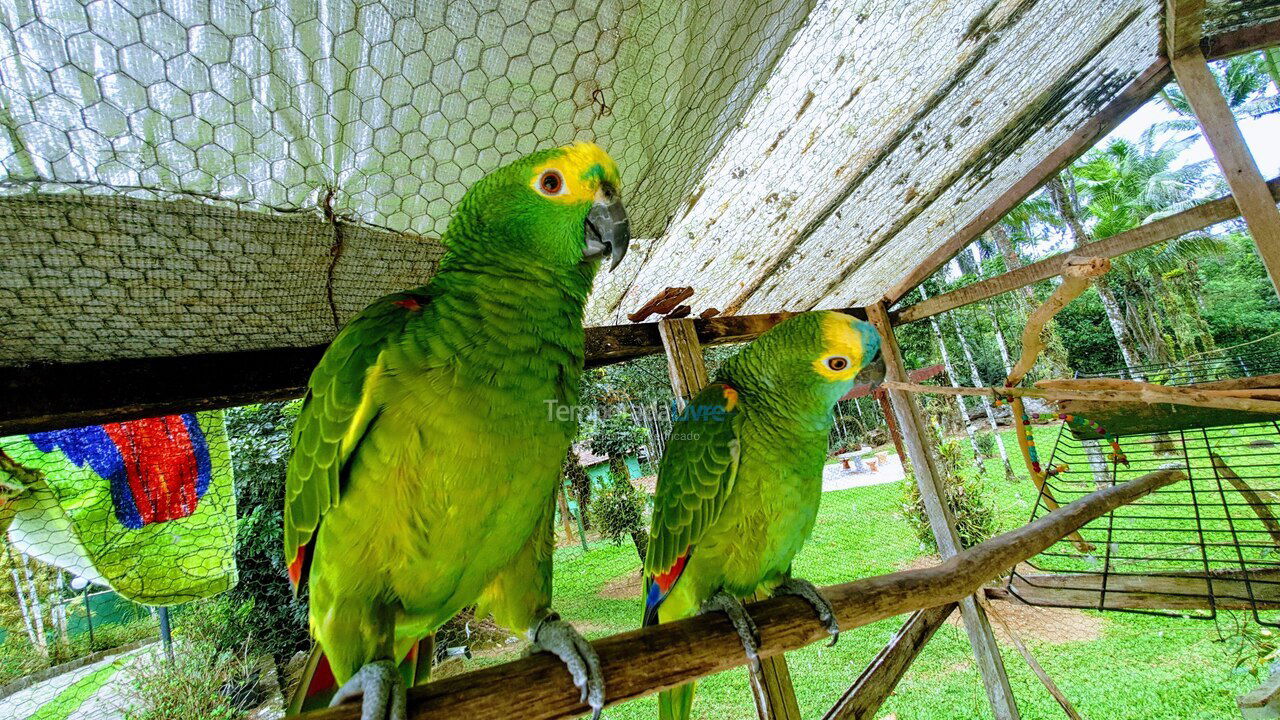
[995,398,1128,477]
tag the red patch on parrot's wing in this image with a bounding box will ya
[653,553,688,593]
[721,386,739,411]
[306,654,336,699]
[393,296,424,310]
[288,544,307,587]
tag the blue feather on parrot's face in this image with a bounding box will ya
[29,414,213,529]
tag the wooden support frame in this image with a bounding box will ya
[881,19,1280,308]
[303,467,1185,720]
[865,302,1021,720]
[0,306,867,435]
[893,178,1280,324]
[657,316,802,720]
[1006,566,1280,610]
[1169,46,1280,297]
[821,603,957,720]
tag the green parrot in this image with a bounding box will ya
[283,142,630,720]
[642,310,883,720]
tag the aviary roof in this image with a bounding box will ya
[1,0,1277,365]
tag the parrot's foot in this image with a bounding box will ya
[531,612,605,720]
[775,577,840,646]
[700,590,762,674]
[329,659,406,720]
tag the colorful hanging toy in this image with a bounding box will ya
[994,398,1128,477]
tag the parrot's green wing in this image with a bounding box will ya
[644,382,742,578]
[283,287,431,582]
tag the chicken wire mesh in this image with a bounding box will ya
[3,0,1280,368]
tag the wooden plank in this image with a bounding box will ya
[822,603,957,720]
[303,467,1187,720]
[1212,452,1280,549]
[658,317,801,720]
[0,306,866,435]
[1008,567,1280,610]
[1240,668,1280,719]
[879,58,1173,307]
[865,301,1021,720]
[893,178,1280,324]
[1165,0,1206,58]
[880,18,1280,307]
[1172,49,1280,298]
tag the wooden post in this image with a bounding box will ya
[658,316,802,720]
[1167,14,1280,299]
[865,301,1021,720]
[874,389,908,461]
[822,603,957,720]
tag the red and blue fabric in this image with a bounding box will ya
[28,414,213,529]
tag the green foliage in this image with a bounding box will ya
[590,473,648,560]
[1053,287,1124,374]
[585,411,649,461]
[973,430,997,459]
[901,436,997,551]
[562,449,592,531]
[1197,232,1280,349]
[223,401,310,667]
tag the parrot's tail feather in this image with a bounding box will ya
[288,536,317,598]
[286,645,337,715]
[658,682,696,720]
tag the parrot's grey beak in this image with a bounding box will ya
[855,349,886,389]
[583,184,630,271]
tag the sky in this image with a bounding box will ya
[1111,96,1280,178]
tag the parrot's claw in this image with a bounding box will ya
[329,659,406,720]
[775,577,840,646]
[531,612,605,720]
[700,590,762,674]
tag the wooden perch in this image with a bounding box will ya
[1007,565,1280,610]
[1007,256,1110,387]
[627,287,695,322]
[301,467,1187,720]
[1211,452,1280,549]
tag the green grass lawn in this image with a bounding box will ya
[471,425,1267,719]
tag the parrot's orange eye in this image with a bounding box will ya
[538,170,565,196]
[826,356,850,371]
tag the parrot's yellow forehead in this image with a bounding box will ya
[813,312,866,382]
[529,142,621,205]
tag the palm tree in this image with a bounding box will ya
[1067,136,1229,372]
[1156,51,1280,136]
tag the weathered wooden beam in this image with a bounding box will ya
[1007,566,1280,610]
[657,316,802,719]
[822,603,957,720]
[0,306,867,435]
[865,302,1021,720]
[1172,48,1280,299]
[301,467,1187,720]
[880,19,1280,307]
[1165,0,1206,58]
[892,178,1280,324]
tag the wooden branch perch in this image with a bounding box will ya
[1210,452,1280,549]
[301,468,1187,720]
[1008,256,1110,387]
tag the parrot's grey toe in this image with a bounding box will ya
[329,659,407,720]
[700,589,762,674]
[532,612,606,720]
[776,577,840,646]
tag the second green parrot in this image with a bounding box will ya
[643,310,883,720]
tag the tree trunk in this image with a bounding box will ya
[556,483,575,543]
[951,312,1016,480]
[987,302,1014,375]
[918,287,983,461]
[631,528,649,563]
[989,224,1036,306]
[1047,175,1144,374]
[23,555,47,657]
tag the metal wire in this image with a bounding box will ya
[1009,420,1280,626]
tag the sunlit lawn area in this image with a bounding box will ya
[473,427,1263,719]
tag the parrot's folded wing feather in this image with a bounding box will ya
[644,382,741,579]
[283,287,431,585]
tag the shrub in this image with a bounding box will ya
[122,642,248,720]
[901,435,998,552]
[591,473,648,560]
[974,431,997,459]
